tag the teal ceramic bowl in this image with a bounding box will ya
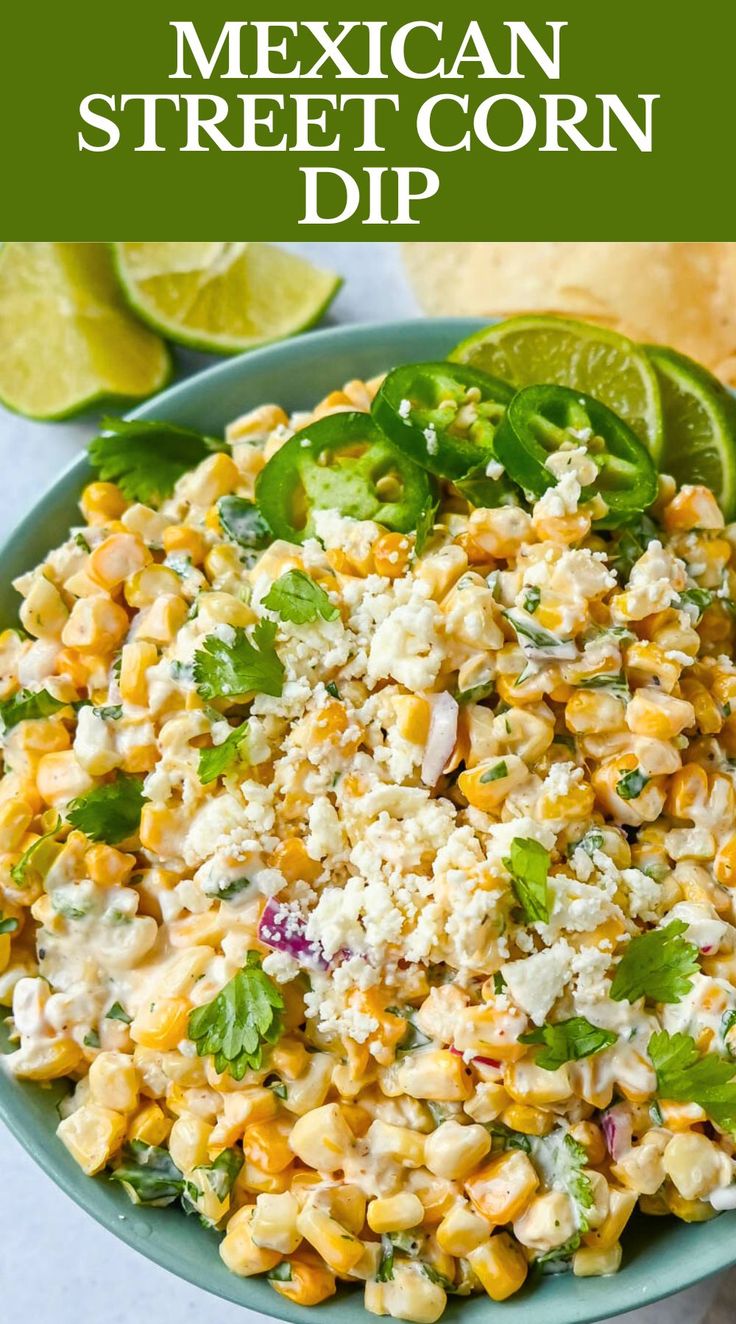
[1,319,733,1322]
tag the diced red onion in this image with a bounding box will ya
[421,692,459,787]
[258,898,327,970]
[601,1105,633,1161]
[450,1045,501,1069]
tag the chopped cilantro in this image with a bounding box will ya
[454,678,495,705]
[325,681,341,700]
[193,622,284,701]
[376,1236,395,1282]
[106,1001,132,1024]
[217,496,271,550]
[521,1016,617,1071]
[0,687,65,733]
[88,418,223,506]
[414,496,439,557]
[83,1029,100,1048]
[388,1006,432,1055]
[480,760,508,784]
[616,767,650,800]
[0,914,19,935]
[67,774,146,845]
[110,1141,185,1206]
[92,704,123,721]
[579,672,630,702]
[263,569,339,626]
[268,1262,293,1282]
[504,837,550,924]
[677,588,713,621]
[611,920,699,1005]
[522,586,541,614]
[10,816,61,887]
[198,720,252,785]
[503,611,568,650]
[188,951,284,1080]
[74,532,91,552]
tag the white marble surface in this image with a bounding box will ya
[0,242,724,1322]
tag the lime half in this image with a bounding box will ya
[451,315,663,460]
[0,243,171,420]
[112,242,342,354]
[648,346,736,519]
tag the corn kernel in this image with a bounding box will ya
[368,1193,425,1233]
[573,1242,623,1277]
[89,1051,140,1112]
[57,1103,126,1174]
[465,1150,538,1225]
[468,1231,528,1301]
[61,596,129,653]
[81,482,127,524]
[130,998,190,1051]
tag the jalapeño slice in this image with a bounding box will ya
[372,361,514,481]
[493,384,658,527]
[255,411,433,545]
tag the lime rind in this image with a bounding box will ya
[111,242,342,355]
[647,345,736,520]
[451,314,663,461]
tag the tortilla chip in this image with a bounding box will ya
[402,242,736,386]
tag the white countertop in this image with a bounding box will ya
[0,241,723,1323]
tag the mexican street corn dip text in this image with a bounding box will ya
[3,330,736,1322]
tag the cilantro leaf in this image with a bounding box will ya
[0,687,65,733]
[677,588,712,622]
[193,622,284,701]
[649,1030,736,1136]
[611,920,699,1005]
[268,1262,293,1283]
[617,767,650,800]
[504,837,551,923]
[263,570,339,626]
[182,1147,244,1222]
[110,1142,185,1206]
[521,1017,617,1071]
[106,1001,132,1024]
[198,720,252,785]
[217,496,272,550]
[67,774,146,845]
[0,913,19,935]
[387,1006,432,1055]
[578,672,630,702]
[503,611,569,650]
[376,1236,395,1282]
[528,1130,593,1231]
[10,815,61,887]
[414,496,439,557]
[188,951,284,1080]
[88,418,223,507]
[454,678,495,706]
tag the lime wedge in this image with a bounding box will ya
[112,242,342,354]
[0,243,171,420]
[648,346,736,518]
[451,315,663,460]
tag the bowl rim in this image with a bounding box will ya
[1,314,734,1323]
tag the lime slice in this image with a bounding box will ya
[451,315,663,460]
[648,346,736,518]
[0,243,171,420]
[112,242,342,354]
